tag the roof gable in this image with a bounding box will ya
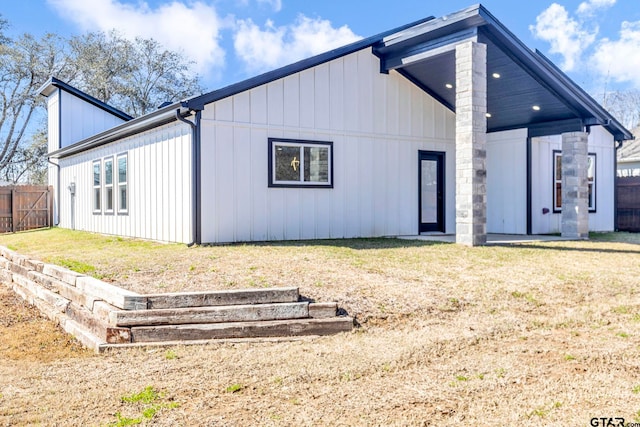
[39,77,133,122]
[372,4,632,141]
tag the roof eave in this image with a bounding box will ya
[38,77,134,122]
[49,103,186,159]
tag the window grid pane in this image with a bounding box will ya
[94,188,101,211]
[104,160,113,185]
[106,187,113,211]
[119,187,127,211]
[303,146,329,182]
[118,157,127,183]
[274,146,302,182]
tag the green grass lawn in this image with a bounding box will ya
[1,228,640,425]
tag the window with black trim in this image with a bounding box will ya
[104,157,114,213]
[553,151,596,212]
[93,160,101,213]
[268,138,333,188]
[117,153,128,214]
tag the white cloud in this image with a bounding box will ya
[257,0,282,12]
[233,14,361,72]
[532,1,640,89]
[577,0,616,16]
[46,0,227,75]
[530,3,596,71]
[592,20,640,87]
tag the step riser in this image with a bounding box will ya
[110,302,309,327]
[131,318,354,343]
[66,303,131,344]
[144,287,300,309]
[28,271,98,311]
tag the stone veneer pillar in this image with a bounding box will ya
[455,41,487,246]
[561,131,589,239]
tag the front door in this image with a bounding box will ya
[419,151,445,233]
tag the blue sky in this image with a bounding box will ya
[2,0,640,98]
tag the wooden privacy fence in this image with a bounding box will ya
[617,176,640,232]
[0,185,53,233]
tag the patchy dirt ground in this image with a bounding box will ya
[1,231,640,426]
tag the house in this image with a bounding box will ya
[40,4,632,247]
[617,126,640,177]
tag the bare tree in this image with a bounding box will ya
[0,127,47,184]
[0,25,70,176]
[67,30,134,107]
[68,31,203,116]
[0,16,203,183]
[602,90,640,130]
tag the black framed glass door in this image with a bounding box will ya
[419,151,445,233]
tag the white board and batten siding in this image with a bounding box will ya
[48,91,61,224]
[58,89,127,149]
[531,125,615,234]
[57,121,194,243]
[47,91,61,153]
[486,128,528,234]
[199,48,456,243]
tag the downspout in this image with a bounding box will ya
[46,157,60,226]
[175,109,201,246]
[614,139,624,231]
[526,135,532,235]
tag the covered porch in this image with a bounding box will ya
[373,5,631,246]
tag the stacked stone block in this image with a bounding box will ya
[455,41,487,246]
[561,131,589,239]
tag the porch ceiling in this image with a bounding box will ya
[372,4,632,141]
[395,36,576,132]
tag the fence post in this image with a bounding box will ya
[48,186,53,228]
[11,188,17,233]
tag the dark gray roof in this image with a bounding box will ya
[184,4,631,142]
[49,3,633,159]
[39,77,133,121]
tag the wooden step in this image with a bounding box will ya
[130,317,354,343]
[66,302,131,344]
[109,302,309,327]
[28,271,98,310]
[143,287,300,309]
[76,276,145,310]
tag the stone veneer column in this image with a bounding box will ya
[455,41,487,246]
[561,131,589,239]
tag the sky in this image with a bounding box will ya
[2,0,640,99]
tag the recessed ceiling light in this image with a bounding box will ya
[445,83,453,89]
[532,105,541,111]
[492,72,501,79]
[486,113,492,118]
